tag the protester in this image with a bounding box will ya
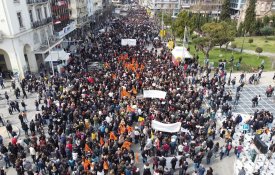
[0,5,273,175]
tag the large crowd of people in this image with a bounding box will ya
[0,6,274,175]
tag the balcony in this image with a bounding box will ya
[34,36,63,54]
[76,16,89,27]
[27,0,49,5]
[31,17,52,29]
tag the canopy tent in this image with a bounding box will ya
[171,46,193,65]
[172,46,192,60]
[45,50,70,62]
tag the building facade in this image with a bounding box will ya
[69,0,89,27]
[230,0,246,15]
[0,0,62,77]
[180,0,223,16]
[147,0,181,16]
[51,0,71,34]
[238,0,274,25]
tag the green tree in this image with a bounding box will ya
[254,18,264,36]
[220,0,231,21]
[260,26,273,38]
[173,11,190,38]
[255,47,263,58]
[193,22,236,59]
[271,15,275,28]
[244,0,256,34]
[263,15,270,26]
[217,21,236,50]
[237,22,245,37]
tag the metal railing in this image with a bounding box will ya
[26,0,49,4]
[31,17,52,29]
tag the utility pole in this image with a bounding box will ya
[161,10,164,41]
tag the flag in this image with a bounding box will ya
[84,144,92,153]
[100,137,105,146]
[111,73,117,80]
[109,132,117,140]
[127,126,133,132]
[138,116,144,122]
[135,152,139,162]
[103,161,109,170]
[121,88,130,98]
[83,159,90,170]
[151,130,154,140]
[127,105,134,112]
[132,87,137,95]
[122,141,132,150]
[119,125,126,134]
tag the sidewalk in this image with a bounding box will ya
[224,46,275,57]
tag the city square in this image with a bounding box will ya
[0,0,275,175]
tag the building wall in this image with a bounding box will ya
[0,0,55,77]
[87,0,95,16]
[230,0,246,10]
[255,0,273,17]
[148,0,181,15]
[238,0,273,26]
[51,0,71,32]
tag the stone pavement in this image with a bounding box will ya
[0,70,274,174]
[0,81,40,174]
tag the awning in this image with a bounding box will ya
[172,46,193,60]
[34,38,63,54]
[44,50,70,62]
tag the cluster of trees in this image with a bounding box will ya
[158,11,219,38]
[157,0,275,59]
[238,15,275,37]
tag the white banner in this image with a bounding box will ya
[121,39,137,46]
[143,90,167,99]
[152,120,181,133]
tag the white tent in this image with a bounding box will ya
[171,46,193,61]
[45,50,70,62]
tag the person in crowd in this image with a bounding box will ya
[0,7,273,175]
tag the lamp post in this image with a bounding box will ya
[45,32,55,76]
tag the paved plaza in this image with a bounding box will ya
[230,85,275,115]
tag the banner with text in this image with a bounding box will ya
[152,120,181,133]
[143,90,167,99]
[121,39,137,46]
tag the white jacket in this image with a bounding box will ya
[29,147,36,156]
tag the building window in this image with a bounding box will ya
[29,10,33,23]
[36,8,42,21]
[44,7,48,18]
[17,12,24,28]
[13,0,20,3]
